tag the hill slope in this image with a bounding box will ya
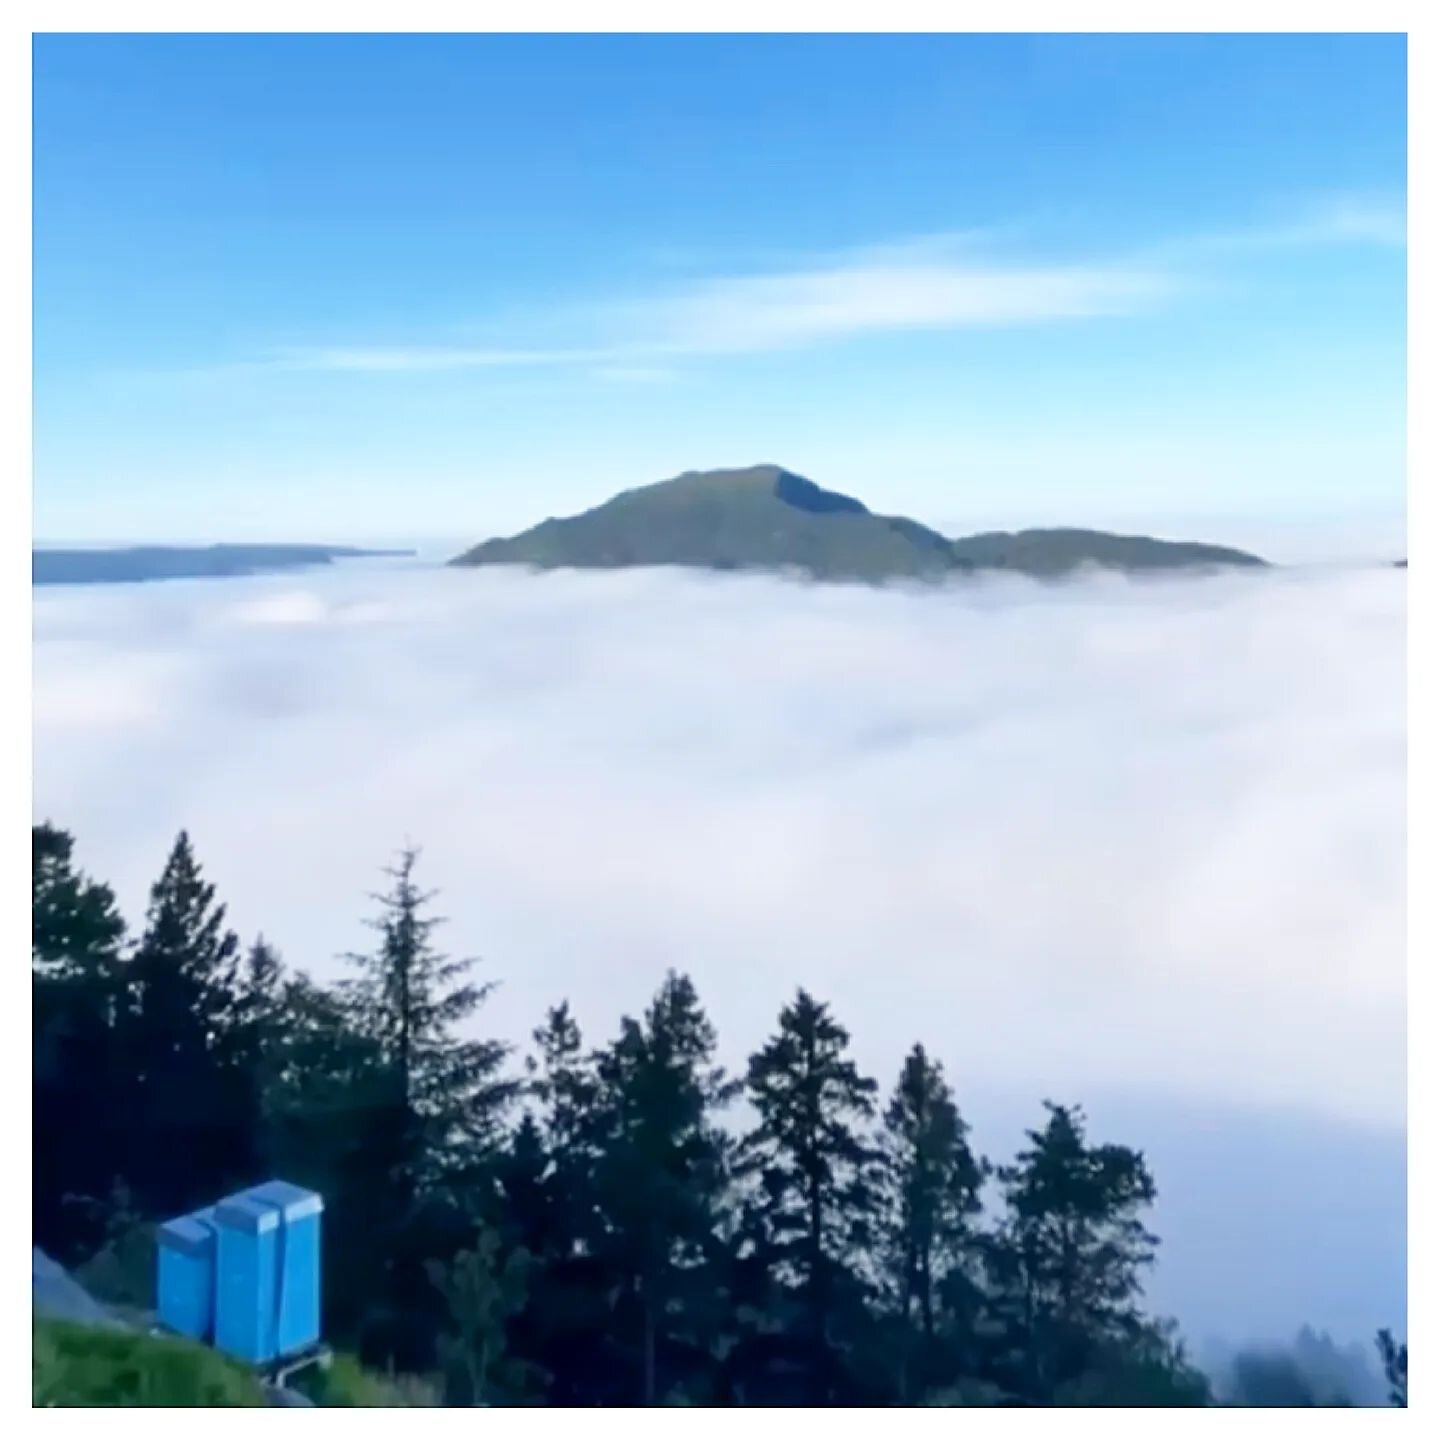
[33,544,415,587]
[450,465,1265,581]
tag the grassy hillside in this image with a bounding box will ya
[33,1317,265,1407]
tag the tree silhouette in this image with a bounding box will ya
[986,1102,1158,1402]
[739,988,881,1403]
[1376,1328,1407,1407]
[125,831,244,1214]
[879,1043,987,1397]
[32,824,128,1258]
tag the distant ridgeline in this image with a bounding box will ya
[450,464,1268,583]
[33,544,415,587]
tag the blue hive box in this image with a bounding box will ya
[213,1181,324,1367]
[155,1206,218,1341]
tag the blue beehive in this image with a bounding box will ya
[213,1181,323,1366]
[155,1206,218,1341]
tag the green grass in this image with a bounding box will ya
[296,1351,440,1406]
[33,1316,265,1407]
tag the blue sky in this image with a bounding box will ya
[33,33,1406,548]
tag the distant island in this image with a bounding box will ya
[33,544,415,587]
[450,465,1267,583]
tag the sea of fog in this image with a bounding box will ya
[31,559,1406,1357]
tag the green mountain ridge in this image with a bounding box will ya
[449,465,1267,581]
[33,544,416,587]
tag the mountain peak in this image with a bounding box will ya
[450,466,1267,581]
[654,464,870,517]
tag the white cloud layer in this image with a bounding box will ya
[31,560,1405,1344]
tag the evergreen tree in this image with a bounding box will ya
[29,822,1230,1408]
[339,847,516,1371]
[123,831,245,1215]
[1376,1328,1407,1407]
[591,971,737,1403]
[878,1043,987,1398]
[985,1102,1159,1403]
[508,1004,618,1404]
[267,971,386,1130]
[32,824,128,1258]
[342,846,514,1196]
[225,937,289,1183]
[495,1113,552,1259]
[232,936,285,1042]
[738,988,881,1403]
[33,823,126,976]
[526,1001,602,1250]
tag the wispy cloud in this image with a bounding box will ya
[1153,193,1408,261]
[249,195,1404,377]
[628,252,1170,356]
[268,344,608,373]
[1300,195,1407,248]
[272,245,1167,376]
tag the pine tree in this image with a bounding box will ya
[342,846,515,1196]
[32,824,128,1258]
[234,936,284,1035]
[128,831,240,1042]
[526,1002,602,1250]
[225,936,288,1178]
[879,1043,987,1398]
[340,847,517,1372]
[1376,1328,1407,1407]
[510,1003,619,1404]
[33,823,126,978]
[986,1102,1159,1402]
[738,988,881,1403]
[124,831,245,1214]
[591,971,737,1404]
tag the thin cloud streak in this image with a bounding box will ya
[1145,193,1408,262]
[256,196,1403,377]
[269,253,1166,375]
[269,344,612,373]
[628,259,1170,354]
